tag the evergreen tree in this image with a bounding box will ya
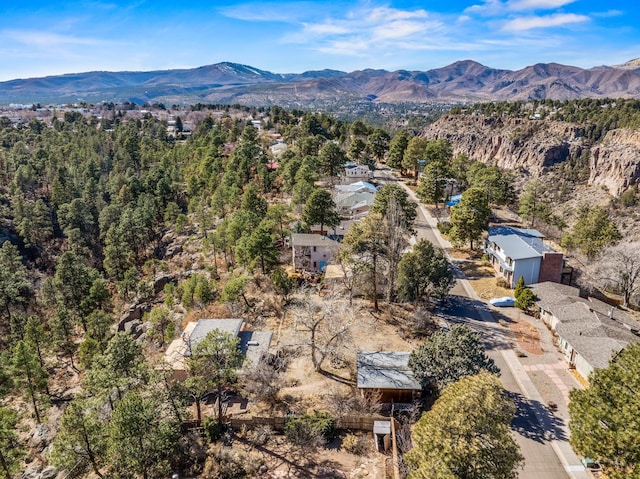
[408,324,499,393]
[448,187,491,249]
[569,342,640,479]
[11,340,48,422]
[0,407,23,479]
[302,188,340,235]
[405,372,523,479]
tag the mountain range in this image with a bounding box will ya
[2,59,640,106]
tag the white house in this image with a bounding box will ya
[291,234,341,272]
[485,226,564,288]
[340,164,373,184]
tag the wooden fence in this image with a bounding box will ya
[228,414,390,432]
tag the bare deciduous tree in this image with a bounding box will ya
[325,386,382,417]
[585,241,640,307]
[242,350,290,407]
[384,197,410,303]
[294,295,355,373]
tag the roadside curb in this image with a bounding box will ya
[502,349,590,479]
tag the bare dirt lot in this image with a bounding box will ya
[206,294,434,478]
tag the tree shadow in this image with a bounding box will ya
[232,434,347,478]
[507,391,568,443]
[319,369,355,386]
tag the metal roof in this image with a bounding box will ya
[357,351,422,391]
[291,234,341,248]
[238,331,273,367]
[186,318,243,356]
[487,226,553,260]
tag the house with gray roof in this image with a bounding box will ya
[485,226,564,288]
[291,234,341,273]
[340,164,373,184]
[357,351,422,404]
[164,318,272,380]
[529,282,640,381]
[333,190,376,218]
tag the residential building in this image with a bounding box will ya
[340,163,373,184]
[291,234,341,272]
[356,351,422,404]
[164,318,272,380]
[530,282,640,381]
[333,190,376,218]
[485,226,563,288]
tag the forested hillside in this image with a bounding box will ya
[0,97,638,477]
[0,104,404,478]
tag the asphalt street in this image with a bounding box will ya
[374,168,588,479]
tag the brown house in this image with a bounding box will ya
[356,351,422,404]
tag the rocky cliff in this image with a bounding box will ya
[423,115,640,196]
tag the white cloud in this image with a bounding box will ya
[508,0,577,11]
[466,0,576,15]
[502,13,589,31]
[218,2,316,22]
[3,30,107,48]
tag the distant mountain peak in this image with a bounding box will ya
[2,59,640,106]
[613,58,640,70]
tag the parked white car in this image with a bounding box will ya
[489,296,516,307]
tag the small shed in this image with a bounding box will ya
[357,351,422,404]
[373,420,391,452]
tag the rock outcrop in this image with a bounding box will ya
[422,114,640,196]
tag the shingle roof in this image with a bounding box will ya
[531,283,640,370]
[357,351,422,390]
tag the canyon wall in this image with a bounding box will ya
[423,115,640,196]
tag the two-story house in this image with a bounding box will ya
[340,163,373,184]
[485,226,563,288]
[291,234,341,272]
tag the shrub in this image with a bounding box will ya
[437,221,451,235]
[342,433,369,455]
[202,447,265,479]
[285,411,334,448]
[248,425,273,446]
[496,277,510,288]
[202,417,224,442]
[515,288,536,310]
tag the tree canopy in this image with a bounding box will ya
[396,239,454,303]
[569,342,640,479]
[302,188,340,235]
[405,372,523,479]
[448,187,491,249]
[562,204,621,260]
[408,324,499,393]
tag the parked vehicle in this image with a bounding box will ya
[489,296,516,307]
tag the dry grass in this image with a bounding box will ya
[508,318,544,355]
[448,247,485,261]
[456,260,513,300]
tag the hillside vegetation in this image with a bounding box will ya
[0,97,638,477]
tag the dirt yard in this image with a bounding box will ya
[507,314,544,355]
[211,294,432,478]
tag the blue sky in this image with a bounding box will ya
[0,0,637,81]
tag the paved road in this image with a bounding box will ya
[374,168,588,479]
